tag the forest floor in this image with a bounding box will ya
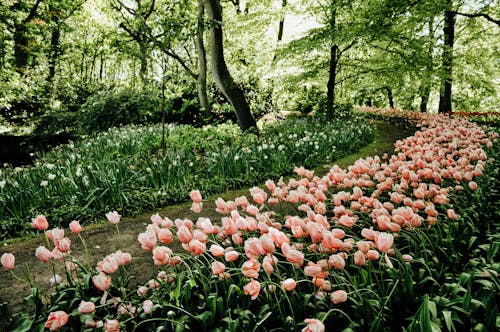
[0,120,411,317]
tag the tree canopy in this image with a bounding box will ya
[0,0,498,131]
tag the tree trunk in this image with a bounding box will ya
[438,3,455,114]
[203,0,256,130]
[272,0,287,63]
[195,0,212,118]
[14,23,29,75]
[0,29,5,69]
[419,17,434,113]
[326,44,338,121]
[47,24,61,83]
[139,41,148,86]
[420,85,431,112]
[386,87,394,109]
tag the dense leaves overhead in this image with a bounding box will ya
[0,0,498,130]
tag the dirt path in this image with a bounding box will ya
[0,120,411,317]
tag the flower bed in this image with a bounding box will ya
[1,110,499,331]
[0,116,374,241]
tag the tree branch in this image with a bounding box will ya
[24,0,44,23]
[454,11,500,26]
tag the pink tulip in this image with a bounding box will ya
[32,215,49,231]
[189,239,206,256]
[137,286,148,297]
[354,250,366,266]
[224,250,239,262]
[190,202,203,213]
[104,319,120,332]
[304,263,322,277]
[177,225,192,244]
[138,232,157,251]
[69,220,82,234]
[105,211,121,224]
[330,289,348,304]
[367,250,380,261]
[150,213,163,224]
[374,232,394,253]
[209,244,225,257]
[143,300,154,314]
[402,254,413,262]
[35,246,52,263]
[328,254,345,270]
[93,273,111,291]
[468,181,478,190]
[78,301,95,314]
[447,209,459,220]
[1,253,15,270]
[101,256,119,274]
[47,228,64,242]
[45,311,69,331]
[302,318,325,332]
[56,237,71,253]
[244,237,264,258]
[157,228,173,244]
[285,248,304,267]
[189,190,203,203]
[153,246,173,266]
[281,278,297,291]
[211,261,225,275]
[246,205,259,216]
[243,279,261,300]
[241,258,260,279]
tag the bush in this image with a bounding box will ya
[79,88,163,134]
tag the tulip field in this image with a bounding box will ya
[1,109,499,331]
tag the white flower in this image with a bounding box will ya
[0,180,6,188]
[46,163,55,170]
[76,167,82,177]
[50,274,63,286]
[40,180,49,187]
[48,173,56,180]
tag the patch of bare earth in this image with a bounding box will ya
[0,120,411,318]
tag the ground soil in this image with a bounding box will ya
[0,120,411,320]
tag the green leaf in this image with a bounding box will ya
[420,295,431,332]
[428,300,437,319]
[195,311,214,330]
[442,311,454,332]
[10,317,33,332]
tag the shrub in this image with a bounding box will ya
[79,88,163,134]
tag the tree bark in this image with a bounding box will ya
[139,41,148,86]
[386,87,394,109]
[326,44,338,120]
[272,0,287,63]
[326,2,337,121]
[14,23,29,75]
[47,24,61,83]
[419,18,434,113]
[195,0,212,118]
[203,0,256,130]
[438,3,455,114]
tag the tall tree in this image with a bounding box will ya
[203,0,256,130]
[438,0,455,114]
[195,0,211,116]
[9,0,44,75]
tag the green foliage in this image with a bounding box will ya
[0,116,374,241]
[79,88,162,133]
